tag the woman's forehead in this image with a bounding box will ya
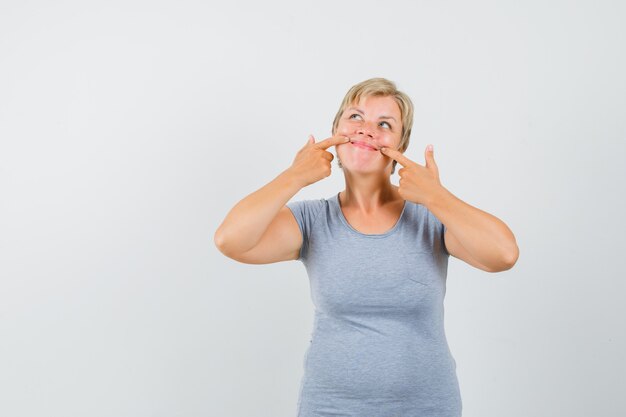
[345,96,402,123]
[350,95,401,115]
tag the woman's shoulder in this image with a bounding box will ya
[287,195,331,208]
[286,195,331,222]
[402,200,444,227]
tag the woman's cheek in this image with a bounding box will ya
[336,124,351,137]
[381,135,400,150]
[336,143,347,156]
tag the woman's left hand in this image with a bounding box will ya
[380,144,444,206]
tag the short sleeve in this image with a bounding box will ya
[424,206,450,257]
[442,223,450,256]
[286,198,325,261]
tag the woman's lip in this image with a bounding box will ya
[350,140,379,151]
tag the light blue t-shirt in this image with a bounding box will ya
[287,192,461,417]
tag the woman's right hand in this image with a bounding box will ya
[286,134,350,188]
[214,134,349,263]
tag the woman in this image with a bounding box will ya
[214,78,519,416]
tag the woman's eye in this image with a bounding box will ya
[348,113,391,129]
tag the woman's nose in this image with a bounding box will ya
[357,121,376,137]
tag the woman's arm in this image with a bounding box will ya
[214,135,349,263]
[214,170,303,260]
[428,186,519,272]
[378,145,519,273]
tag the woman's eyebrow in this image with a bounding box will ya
[346,107,396,122]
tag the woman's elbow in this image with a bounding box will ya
[495,246,519,272]
[214,227,234,257]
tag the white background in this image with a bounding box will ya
[1,1,625,416]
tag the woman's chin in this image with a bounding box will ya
[341,162,388,175]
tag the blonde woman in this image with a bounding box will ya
[215,78,519,416]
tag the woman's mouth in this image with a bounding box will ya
[349,139,379,151]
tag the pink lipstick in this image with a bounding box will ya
[349,139,379,151]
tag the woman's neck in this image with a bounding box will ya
[340,171,401,213]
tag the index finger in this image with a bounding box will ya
[380,147,414,167]
[315,135,350,150]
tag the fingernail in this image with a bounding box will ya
[427,144,434,152]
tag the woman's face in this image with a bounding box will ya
[335,95,402,174]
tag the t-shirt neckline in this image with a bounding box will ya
[332,192,408,238]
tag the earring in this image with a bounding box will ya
[337,157,343,169]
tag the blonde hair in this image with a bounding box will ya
[331,77,414,174]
